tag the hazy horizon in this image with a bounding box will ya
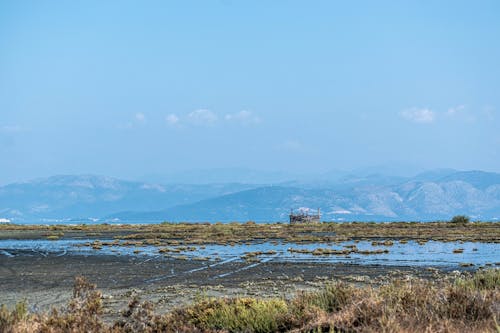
[1,1,499,184]
[2,166,499,187]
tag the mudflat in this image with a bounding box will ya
[0,251,448,321]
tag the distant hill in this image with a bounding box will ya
[0,175,259,223]
[1,170,499,223]
[438,170,500,189]
[111,170,500,222]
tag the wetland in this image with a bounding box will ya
[1,221,499,331]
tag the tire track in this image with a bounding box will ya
[212,254,279,279]
[143,256,240,284]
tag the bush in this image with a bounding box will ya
[0,301,28,332]
[450,215,470,224]
[41,276,104,332]
[2,271,500,332]
[113,296,158,333]
[174,297,288,332]
[455,268,500,290]
[294,282,356,313]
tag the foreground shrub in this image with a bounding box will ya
[296,281,357,313]
[0,301,28,332]
[2,269,499,332]
[112,297,158,333]
[170,297,289,332]
[455,268,500,290]
[40,276,104,333]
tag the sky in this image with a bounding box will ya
[1,0,499,184]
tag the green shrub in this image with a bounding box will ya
[0,301,27,332]
[295,282,356,313]
[455,268,500,290]
[180,297,288,332]
[450,215,470,224]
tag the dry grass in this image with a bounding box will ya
[1,221,499,246]
[1,269,499,332]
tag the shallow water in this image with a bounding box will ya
[1,238,498,268]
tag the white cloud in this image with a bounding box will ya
[187,109,218,125]
[224,110,261,125]
[117,113,147,129]
[446,105,465,117]
[332,209,352,214]
[165,114,180,126]
[400,108,435,124]
[135,113,146,122]
[445,105,477,122]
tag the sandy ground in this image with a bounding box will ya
[0,251,454,322]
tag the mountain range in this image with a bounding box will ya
[0,169,499,223]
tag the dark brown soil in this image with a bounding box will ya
[0,251,452,321]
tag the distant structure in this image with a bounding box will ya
[289,208,321,224]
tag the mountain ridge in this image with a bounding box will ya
[1,170,499,223]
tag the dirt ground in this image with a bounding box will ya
[0,251,456,321]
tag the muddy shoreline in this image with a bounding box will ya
[1,251,462,321]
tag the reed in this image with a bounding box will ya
[2,269,498,332]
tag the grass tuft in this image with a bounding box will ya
[1,269,499,332]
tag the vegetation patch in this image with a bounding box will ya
[1,269,499,332]
[2,221,499,245]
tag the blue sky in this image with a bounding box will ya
[1,0,499,184]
